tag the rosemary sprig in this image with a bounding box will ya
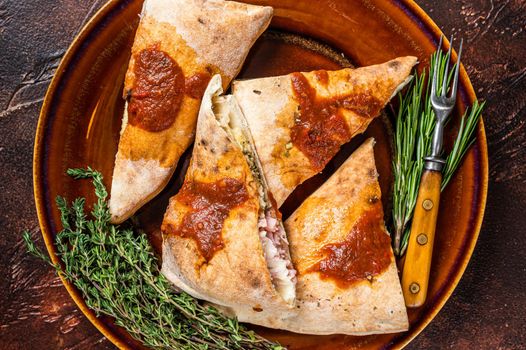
[24,167,283,350]
[442,100,485,190]
[392,46,485,257]
[392,71,426,255]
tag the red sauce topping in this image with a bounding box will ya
[165,178,249,261]
[313,70,329,85]
[128,48,185,132]
[185,72,212,99]
[290,72,382,171]
[267,192,282,220]
[307,203,392,287]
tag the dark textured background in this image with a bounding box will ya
[0,0,524,349]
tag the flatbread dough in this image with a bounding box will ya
[161,75,294,318]
[232,57,417,206]
[110,0,272,223]
[230,138,409,335]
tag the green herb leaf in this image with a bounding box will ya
[442,100,486,190]
[392,45,485,257]
[25,168,282,350]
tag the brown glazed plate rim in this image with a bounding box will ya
[33,0,488,349]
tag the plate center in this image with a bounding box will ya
[135,30,393,253]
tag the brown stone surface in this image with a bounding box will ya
[0,0,524,349]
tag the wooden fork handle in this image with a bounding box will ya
[402,169,442,307]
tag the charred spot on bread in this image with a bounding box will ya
[388,60,401,69]
[249,275,262,289]
[205,65,215,75]
[368,168,377,179]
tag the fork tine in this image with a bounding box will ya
[449,39,463,99]
[441,35,454,96]
[431,60,437,98]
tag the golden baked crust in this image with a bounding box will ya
[232,139,409,335]
[232,56,417,206]
[160,76,291,315]
[109,0,272,223]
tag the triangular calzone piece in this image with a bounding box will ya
[232,57,417,206]
[233,138,409,335]
[110,0,273,223]
[161,75,296,314]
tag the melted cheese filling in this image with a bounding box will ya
[213,95,296,305]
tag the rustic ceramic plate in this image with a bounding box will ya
[34,0,488,349]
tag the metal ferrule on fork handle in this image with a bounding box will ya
[424,120,446,172]
[424,157,445,172]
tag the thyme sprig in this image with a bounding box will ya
[392,46,485,257]
[24,167,283,350]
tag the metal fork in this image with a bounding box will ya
[425,35,463,172]
[402,36,463,308]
